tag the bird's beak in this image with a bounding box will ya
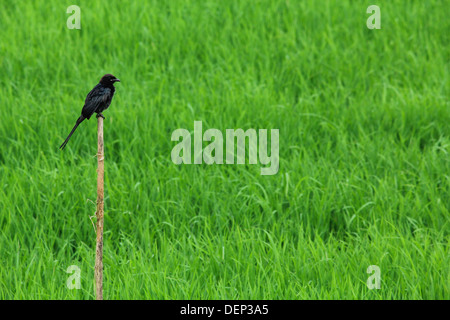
[114,79,121,82]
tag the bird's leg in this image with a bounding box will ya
[96,113,105,119]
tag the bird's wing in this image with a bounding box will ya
[81,85,111,119]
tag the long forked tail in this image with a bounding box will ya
[60,116,85,150]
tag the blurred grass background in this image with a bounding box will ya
[0,0,448,299]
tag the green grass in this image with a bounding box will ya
[0,0,449,299]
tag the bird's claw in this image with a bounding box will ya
[96,113,105,119]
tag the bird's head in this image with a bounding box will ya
[100,74,120,86]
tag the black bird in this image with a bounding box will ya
[60,74,120,150]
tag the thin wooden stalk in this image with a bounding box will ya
[95,116,104,300]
